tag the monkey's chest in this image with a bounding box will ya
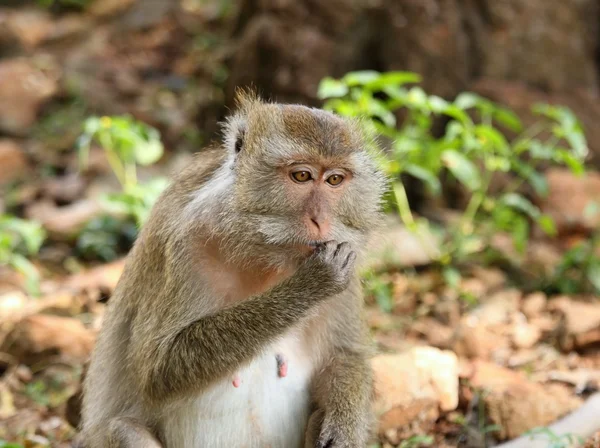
[161,333,314,448]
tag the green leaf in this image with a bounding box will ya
[317,77,349,99]
[404,164,441,195]
[134,137,164,166]
[441,150,482,191]
[363,72,421,90]
[10,254,41,296]
[454,92,481,110]
[554,149,585,176]
[584,201,600,219]
[443,267,461,289]
[537,214,557,236]
[342,71,381,86]
[586,261,600,293]
[493,108,523,132]
[0,441,25,448]
[428,95,449,113]
[511,216,529,254]
[565,130,588,159]
[484,156,511,172]
[406,87,429,109]
[515,164,548,197]
[474,125,509,153]
[500,193,541,219]
[442,105,471,125]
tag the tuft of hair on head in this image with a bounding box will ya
[233,87,262,113]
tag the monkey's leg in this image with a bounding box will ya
[106,417,163,448]
[307,352,373,448]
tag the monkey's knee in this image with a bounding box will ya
[107,417,163,448]
[304,409,325,448]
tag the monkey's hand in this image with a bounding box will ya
[294,241,356,299]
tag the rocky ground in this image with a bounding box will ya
[2,0,600,447]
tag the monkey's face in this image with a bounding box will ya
[224,99,386,260]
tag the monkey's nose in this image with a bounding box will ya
[306,216,330,239]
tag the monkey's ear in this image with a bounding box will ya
[223,114,247,157]
[234,128,245,154]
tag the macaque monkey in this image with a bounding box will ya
[79,92,386,448]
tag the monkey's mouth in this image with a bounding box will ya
[290,240,326,255]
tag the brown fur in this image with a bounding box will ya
[79,93,386,448]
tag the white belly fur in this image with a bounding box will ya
[160,329,315,448]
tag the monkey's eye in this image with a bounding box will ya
[326,174,344,186]
[291,171,312,183]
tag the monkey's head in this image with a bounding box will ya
[217,92,387,266]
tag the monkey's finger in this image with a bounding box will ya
[333,241,350,258]
[319,240,339,260]
[341,251,357,270]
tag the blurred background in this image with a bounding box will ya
[1,0,600,447]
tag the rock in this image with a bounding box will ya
[0,9,53,52]
[88,0,137,18]
[549,297,600,351]
[451,317,508,360]
[0,290,28,321]
[363,219,441,271]
[511,317,542,349]
[0,8,91,53]
[43,173,86,204]
[541,169,600,234]
[229,0,599,110]
[372,347,459,433]
[1,314,95,365]
[467,360,582,441]
[470,267,507,291]
[0,139,29,185]
[410,317,454,348]
[0,57,60,135]
[550,297,600,335]
[25,199,103,239]
[468,1,598,93]
[584,431,600,448]
[372,0,469,98]
[65,259,126,294]
[470,289,522,326]
[522,292,547,319]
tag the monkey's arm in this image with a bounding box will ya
[306,282,374,448]
[134,241,354,403]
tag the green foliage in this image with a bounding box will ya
[398,435,434,448]
[37,0,91,10]
[320,71,587,273]
[363,271,394,313]
[78,116,164,190]
[523,427,583,448]
[0,442,25,448]
[0,215,46,296]
[549,231,600,295]
[76,116,168,260]
[76,216,138,262]
[77,115,168,227]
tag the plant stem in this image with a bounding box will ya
[393,182,415,229]
[105,150,127,188]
